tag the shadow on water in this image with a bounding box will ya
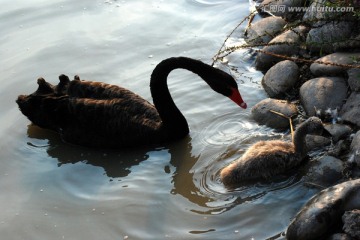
[26,123,297,219]
[26,123,241,212]
[26,124,212,202]
[26,124,152,179]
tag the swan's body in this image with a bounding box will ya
[220,117,329,186]
[16,57,246,148]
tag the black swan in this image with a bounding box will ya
[220,117,331,186]
[16,57,247,148]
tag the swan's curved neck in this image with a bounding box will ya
[150,57,211,139]
[293,122,310,159]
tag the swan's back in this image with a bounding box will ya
[17,76,163,148]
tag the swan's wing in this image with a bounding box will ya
[67,80,152,103]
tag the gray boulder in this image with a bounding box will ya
[324,124,352,143]
[306,22,354,53]
[303,0,357,27]
[245,16,286,44]
[302,0,329,26]
[310,52,360,76]
[255,26,308,72]
[306,135,331,151]
[340,92,360,128]
[300,77,347,116]
[286,179,360,240]
[262,60,300,97]
[342,210,360,239]
[251,98,298,129]
[303,156,344,188]
[349,130,360,166]
[347,68,360,92]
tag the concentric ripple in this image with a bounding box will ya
[194,112,256,147]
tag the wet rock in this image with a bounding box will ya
[300,77,347,116]
[327,233,353,240]
[257,0,306,19]
[261,60,299,98]
[306,135,331,151]
[303,156,344,188]
[306,22,354,53]
[324,124,352,143]
[286,179,360,240]
[342,210,360,239]
[245,16,286,44]
[310,52,360,77]
[347,68,360,92]
[251,98,297,129]
[255,26,308,72]
[340,92,360,128]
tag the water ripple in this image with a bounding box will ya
[195,112,256,147]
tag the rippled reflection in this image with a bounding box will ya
[26,124,151,178]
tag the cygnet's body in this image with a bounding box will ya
[220,117,329,186]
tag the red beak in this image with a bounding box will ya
[229,87,247,109]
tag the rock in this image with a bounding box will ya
[300,77,348,116]
[261,60,300,97]
[342,210,360,239]
[306,135,331,151]
[327,233,353,240]
[245,16,286,44]
[349,130,360,166]
[303,0,357,27]
[340,92,360,128]
[286,179,360,240]
[347,68,360,92]
[324,124,352,143]
[306,22,355,53]
[328,140,348,158]
[302,0,328,26]
[310,52,360,77]
[350,131,360,152]
[303,156,344,188]
[334,33,360,50]
[251,98,297,129]
[257,0,306,19]
[255,26,308,72]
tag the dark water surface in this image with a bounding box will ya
[0,0,319,239]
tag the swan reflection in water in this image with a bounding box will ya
[26,123,270,214]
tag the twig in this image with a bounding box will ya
[269,110,295,142]
[256,50,360,69]
[212,11,257,66]
[303,182,326,189]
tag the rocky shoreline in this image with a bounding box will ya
[242,0,360,238]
